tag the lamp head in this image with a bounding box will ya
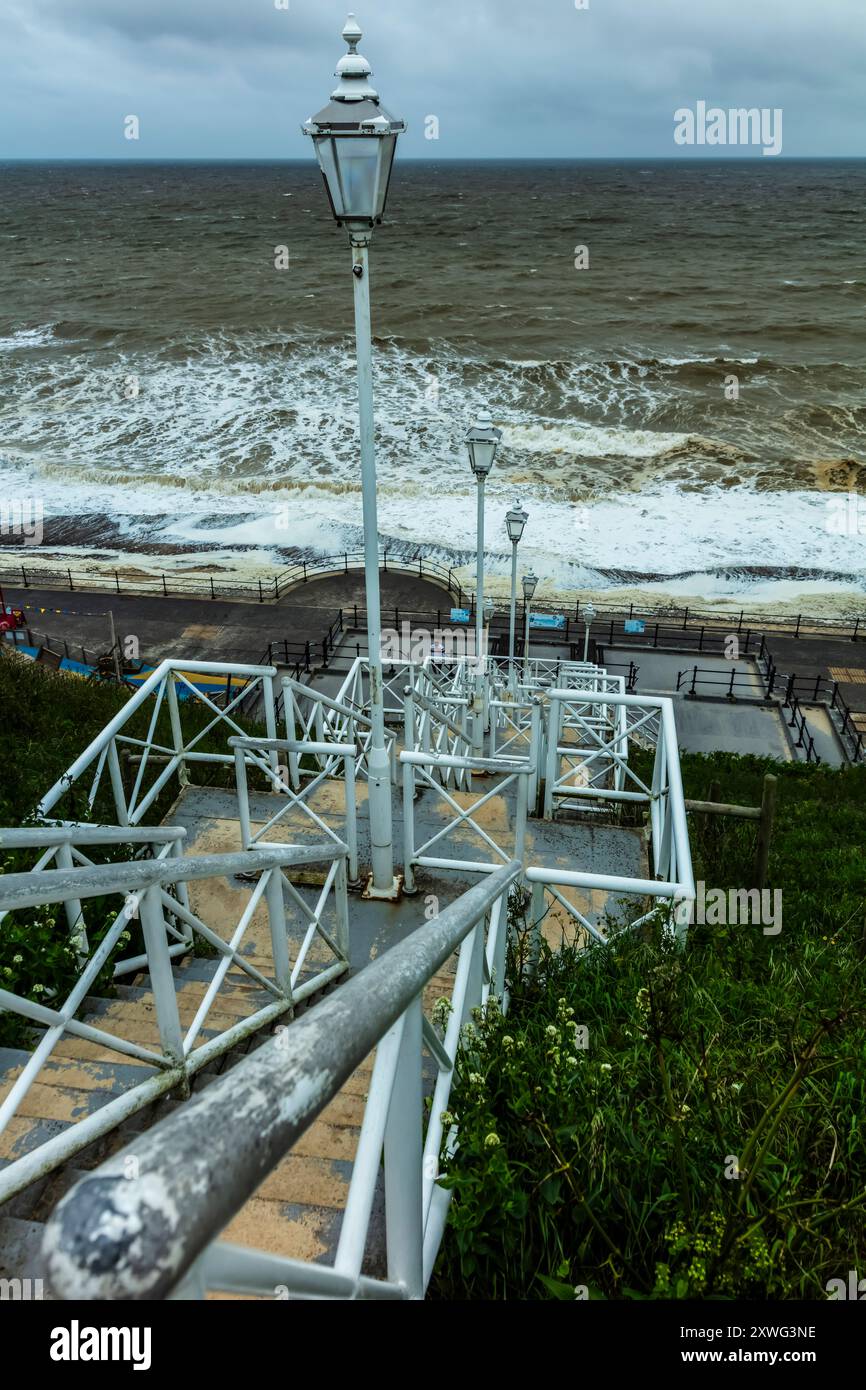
[506,499,528,544]
[302,15,405,232]
[465,411,502,479]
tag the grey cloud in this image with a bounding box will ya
[0,0,863,158]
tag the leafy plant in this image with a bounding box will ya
[432,754,866,1301]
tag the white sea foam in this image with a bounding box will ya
[0,325,58,351]
[501,421,693,459]
[0,329,863,609]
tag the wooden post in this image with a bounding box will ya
[754,774,777,890]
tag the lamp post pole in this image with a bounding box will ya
[509,541,518,675]
[473,471,486,756]
[351,233,394,891]
[465,413,502,758]
[522,571,538,685]
[303,14,404,897]
[505,500,528,695]
[582,601,597,663]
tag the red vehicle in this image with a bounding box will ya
[0,584,26,634]
[0,607,25,634]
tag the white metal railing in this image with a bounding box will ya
[0,823,189,969]
[400,716,533,891]
[543,681,631,815]
[532,689,695,945]
[518,657,600,691]
[626,702,661,749]
[36,659,282,828]
[42,860,523,1301]
[0,840,350,1205]
[487,693,533,754]
[230,734,360,885]
[282,666,398,784]
[525,861,690,955]
[406,665,475,790]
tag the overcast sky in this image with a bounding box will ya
[1,0,864,159]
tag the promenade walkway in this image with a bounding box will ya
[1,572,452,669]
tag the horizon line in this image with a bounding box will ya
[1,154,865,164]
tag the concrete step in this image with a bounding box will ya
[27,1166,91,1224]
[798,704,847,766]
[0,1048,157,1097]
[0,1217,47,1287]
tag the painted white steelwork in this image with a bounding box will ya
[230,734,360,884]
[43,860,523,1301]
[0,840,350,1205]
[36,659,281,828]
[400,744,533,891]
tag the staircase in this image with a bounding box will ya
[1,653,690,1299]
[0,803,467,1297]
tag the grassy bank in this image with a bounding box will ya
[432,754,866,1301]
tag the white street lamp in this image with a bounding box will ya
[505,499,528,692]
[466,412,502,755]
[521,570,539,684]
[483,595,495,665]
[582,601,597,663]
[303,14,404,898]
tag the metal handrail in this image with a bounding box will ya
[526,862,693,951]
[0,843,341,913]
[0,825,186,849]
[0,839,350,1206]
[676,665,767,700]
[43,860,522,1301]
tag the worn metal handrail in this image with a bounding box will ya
[0,822,190,970]
[42,860,522,1301]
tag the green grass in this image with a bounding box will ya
[431,753,866,1301]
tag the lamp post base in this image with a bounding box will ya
[362,871,404,902]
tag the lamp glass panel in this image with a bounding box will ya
[469,439,497,475]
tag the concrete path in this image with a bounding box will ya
[1,571,452,669]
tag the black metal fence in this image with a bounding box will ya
[571,598,864,643]
[4,550,864,641]
[0,549,465,606]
